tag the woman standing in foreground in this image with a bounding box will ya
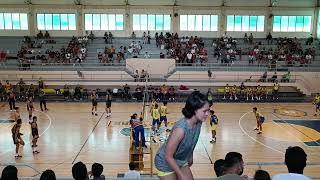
[155,91,210,180]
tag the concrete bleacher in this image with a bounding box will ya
[1,36,320,69]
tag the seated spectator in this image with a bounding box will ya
[214,159,225,177]
[1,165,18,180]
[216,174,243,180]
[281,71,291,82]
[224,152,245,176]
[123,162,140,180]
[259,71,267,82]
[272,146,310,180]
[254,170,270,180]
[89,31,95,41]
[160,52,165,59]
[144,52,150,59]
[306,34,313,45]
[133,70,139,82]
[131,32,136,39]
[37,31,44,39]
[268,72,277,82]
[44,31,50,39]
[89,163,105,180]
[72,161,88,180]
[40,169,56,180]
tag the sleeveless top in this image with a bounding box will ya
[155,118,202,172]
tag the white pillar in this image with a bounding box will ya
[28,5,36,36]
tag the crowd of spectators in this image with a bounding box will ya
[1,146,309,179]
[16,33,89,69]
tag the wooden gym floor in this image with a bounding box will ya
[0,102,319,179]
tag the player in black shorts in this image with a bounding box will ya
[30,116,40,154]
[11,118,25,158]
[105,89,112,117]
[91,90,98,116]
[27,96,34,123]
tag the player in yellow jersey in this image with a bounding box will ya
[151,103,160,139]
[256,85,262,101]
[246,86,254,101]
[313,93,320,116]
[150,98,156,114]
[159,102,170,132]
[223,84,230,100]
[253,107,265,134]
[273,81,280,100]
[231,85,238,101]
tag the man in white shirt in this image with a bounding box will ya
[124,162,140,179]
[272,146,310,180]
[144,52,150,59]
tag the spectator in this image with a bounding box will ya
[124,162,140,180]
[273,146,310,180]
[40,169,56,180]
[1,165,18,180]
[160,52,165,59]
[131,32,136,39]
[214,159,225,177]
[89,31,95,41]
[108,32,113,43]
[281,71,291,82]
[144,52,150,59]
[44,31,50,39]
[254,170,270,180]
[89,163,105,180]
[223,152,245,176]
[133,70,139,82]
[37,31,44,39]
[266,32,272,45]
[72,161,88,180]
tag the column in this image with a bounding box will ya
[28,5,36,36]
[76,5,83,36]
[125,5,131,37]
[219,6,226,37]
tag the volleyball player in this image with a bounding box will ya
[313,93,320,116]
[8,91,16,111]
[105,89,112,117]
[160,101,169,132]
[30,116,40,154]
[209,110,218,143]
[27,96,34,123]
[253,107,265,134]
[151,103,160,139]
[12,118,24,158]
[91,90,98,116]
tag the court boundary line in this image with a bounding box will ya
[71,112,105,164]
[0,109,52,157]
[238,110,285,155]
[271,113,320,147]
[268,113,309,147]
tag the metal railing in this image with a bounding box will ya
[1,61,320,72]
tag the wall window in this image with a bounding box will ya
[37,13,76,30]
[273,16,311,32]
[0,13,28,30]
[180,15,218,31]
[133,14,170,31]
[85,14,123,30]
[227,15,264,32]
